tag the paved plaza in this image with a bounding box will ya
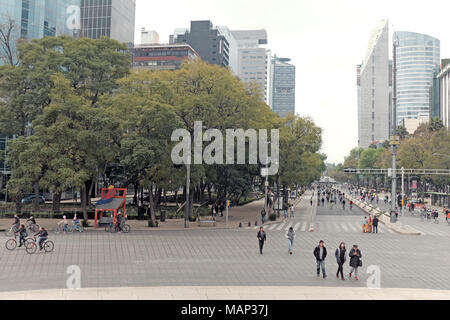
[1,194,450,295]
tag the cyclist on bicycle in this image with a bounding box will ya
[58,215,69,234]
[12,214,20,232]
[16,224,28,247]
[27,215,37,226]
[116,213,123,232]
[34,227,49,251]
[73,214,83,232]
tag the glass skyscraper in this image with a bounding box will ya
[270,57,296,118]
[394,31,440,124]
[0,0,80,40]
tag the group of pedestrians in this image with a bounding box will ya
[256,227,363,281]
[314,240,362,280]
[362,215,379,233]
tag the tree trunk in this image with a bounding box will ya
[33,178,40,211]
[81,187,88,223]
[52,192,61,213]
[148,185,157,225]
[15,193,22,214]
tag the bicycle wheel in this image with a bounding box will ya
[25,238,35,249]
[44,241,54,253]
[122,224,131,233]
[5,239,17,251]
[55,227,61,234]
[26,242,38,255]
[5,228,14,237]
[67,226,74,234]
[31,224,39,233]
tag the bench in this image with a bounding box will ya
[197,217,216,227]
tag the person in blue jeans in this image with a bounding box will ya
[34,227,48,251]
[313,240,327,278]
[286,227,295,255]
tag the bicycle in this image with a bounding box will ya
[72,223,84,233]
[25,237,54,255]
[55,224,74,234]
[5,225,19,237]
[5,235,34,251]
[26,221,40,233]
[106,221,130,233]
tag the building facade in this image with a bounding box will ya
[438,62,450,129]
[132,44,199,71]
[358,20,390,148]
[141,28,159,44]
[173,20,229,68]
[0,0,80,62]
[80,0,136,45]
[394,31,440,124]
[271,57,295,117]
[231,29,270,104]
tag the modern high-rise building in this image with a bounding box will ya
[217,26,238,75]
[0,0,80,63]
[358,20,390,149]
[80,0,136,45]
[394,31,440,124]
[438,60,450,129]
[231,29,270,104]
[173,20,230,68]
[270,56,295,117]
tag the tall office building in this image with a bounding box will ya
[394,31,440,124]
[80,0,136,45]
[217,26,238,74]
[438,60,450,129]
[358,20,390,149]
[0,0,80,43]
[231,29,270,104]
[173,20,229,67]
[270,56,295,117]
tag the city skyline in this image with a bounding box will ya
[133,0,450,164]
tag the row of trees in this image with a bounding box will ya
[329,121,449,197]
[0,36,325,224]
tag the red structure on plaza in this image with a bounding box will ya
[94,187,127,228]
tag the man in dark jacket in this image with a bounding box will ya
[372,216,379,234]
[16,225,28,247]
[313,240,327,278]
[257,227,267,255]
[349,245,362,280]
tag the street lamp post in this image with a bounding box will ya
[184,163,191,228]
[390,36,399,223]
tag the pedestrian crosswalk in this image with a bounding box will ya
[249,219,395,234]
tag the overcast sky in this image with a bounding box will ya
[134,0,450,164]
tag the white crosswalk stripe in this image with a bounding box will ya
[285,223,293,231]
[340,223,349,232]
[347,223,359,233]
[293,222,301,232]
[267,224,277,231]
[276,221,287,231]
[300,222,308,232]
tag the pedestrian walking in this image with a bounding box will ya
[349,245,362,280]
[372,216,379,234]
[313,240,327,278]
[286,227,295,255]
[283,207,288,219]
[261,209,267,225]
[257,227,267,255]
[335,242,347,280]
[290,205,295,218]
